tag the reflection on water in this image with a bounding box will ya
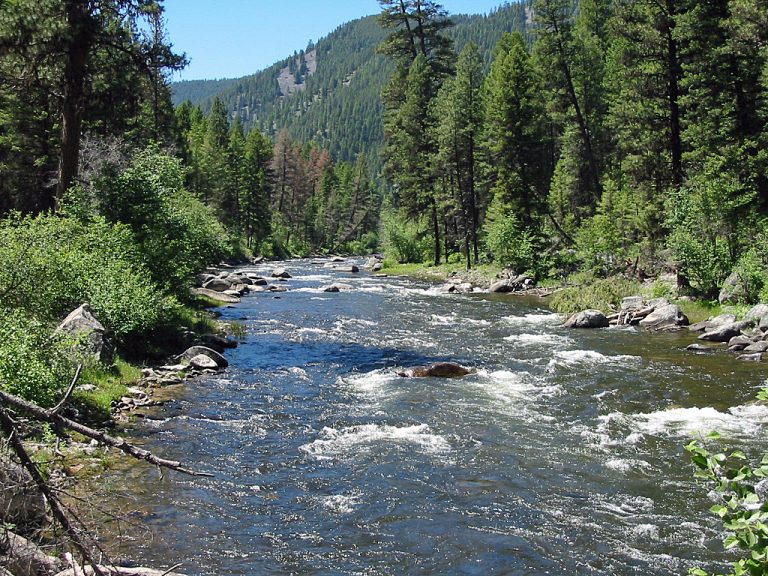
[103,260,768,575]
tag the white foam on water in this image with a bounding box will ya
[300,423,451,460]
[310,297,331,301]
[632,523,660,540]
[547,350,642,370]
[503,312,564,326]
[322,494,359,514]
[504,333,572,347]
[605,458,653,474]
[341,369,398,396]
[472,369,563,404]
[628,404,768,438]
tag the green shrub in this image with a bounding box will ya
[0,308,71,406]
[0,213,169,345]
[550,276,643,314]
[485,214,542,275]
[381,211,430,264]
[73,146,231,296]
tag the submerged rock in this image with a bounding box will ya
[397,362,471,378]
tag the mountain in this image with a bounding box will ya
[170,3,530,170]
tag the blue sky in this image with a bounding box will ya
[163,1,508,80]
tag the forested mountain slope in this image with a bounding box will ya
[171,3,529,167]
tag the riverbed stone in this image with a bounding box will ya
[202,277,232,292]
[738,352,764,362]
[689,313,738,333]
[564,309,610,329]
[489,279,516,293]
[396,362,471,378]
[320,283,354,292]
[699,320,753,342]
[272,267,292,279]
[638,304,689,330]
[268,285,288,292]
[191,288,240,303]
[686,343,715,353]
[728,335,754,350]
[744,341,768,353]
[189,354,219,371]
[178,346,228,368]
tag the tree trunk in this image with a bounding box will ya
[56,1,93,208]
[664,0,683,192]
[431,196,440,266]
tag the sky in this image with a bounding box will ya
[163,0,508,81]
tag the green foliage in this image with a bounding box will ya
[381,210,431,264]
[549,276,643,314]
[0,213,168,343]
[687,431,768,576]
[485,213,541,276]
[82,146,231,296]
[0,308,71,407]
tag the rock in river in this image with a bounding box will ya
[563,309,609,329]
[397,362,471,378]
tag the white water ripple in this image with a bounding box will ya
[300,423,451,460]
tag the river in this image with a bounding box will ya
[108,259,768,575]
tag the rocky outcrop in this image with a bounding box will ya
[55,304,112,363]
[397,362,471,378]
[564,309,610,329]
[688,313,737,333]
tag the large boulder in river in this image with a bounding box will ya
[191,288,240,304]
[320,283,354,292]
[688,313,738,333]
[202,277,232,292]
[55,303,112,363]
[638,304,689,330]
[177,346,228,369]
[745,304,768,327]
[699,320,753,343]
[563,309,609,329]
[397,362,471,378]
[271,267,292,279]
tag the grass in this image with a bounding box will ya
[381,259,500,286]
[73,358,143,424]
[549,277,644,314]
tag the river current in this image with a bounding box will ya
[111,260,768,575]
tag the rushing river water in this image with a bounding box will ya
[110,260,768,575]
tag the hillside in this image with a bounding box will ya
[171,3,530,169]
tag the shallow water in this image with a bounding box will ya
[109,260,768,575]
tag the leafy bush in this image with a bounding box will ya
[666,155,755,298]
[0,308,71,407]
[687,428,768,575]
[485,213,542,275]
[549,276,643,314]
[575,213,626,276]
[381,211,430,264]
[0,213,168,344]
[75,146,231,295]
